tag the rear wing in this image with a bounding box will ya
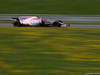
[11,18,19,24]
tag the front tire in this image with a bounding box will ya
[53,22,60,27]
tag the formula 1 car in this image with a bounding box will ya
[11,16,70,27]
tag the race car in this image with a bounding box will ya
[11,16,70,27]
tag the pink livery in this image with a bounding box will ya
[11,16,70,27]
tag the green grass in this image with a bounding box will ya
[0,27,100,75]
[0,0,100,15]
[0,21,12,23]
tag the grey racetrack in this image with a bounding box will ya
[0,14,100,28]
[1,14,100,23]
[0,23,100,28]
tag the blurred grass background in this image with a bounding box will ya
[0,0,100,75]
[0,27,100,75]
[0,0,100,15]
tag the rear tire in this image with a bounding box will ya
[13,18,21,27]
[13,22,20,27]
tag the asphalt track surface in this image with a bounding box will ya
[1,14,100,23]
[0,23,100,28]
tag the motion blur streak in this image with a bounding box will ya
[0,27,100,75]
[1,14,100,23]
